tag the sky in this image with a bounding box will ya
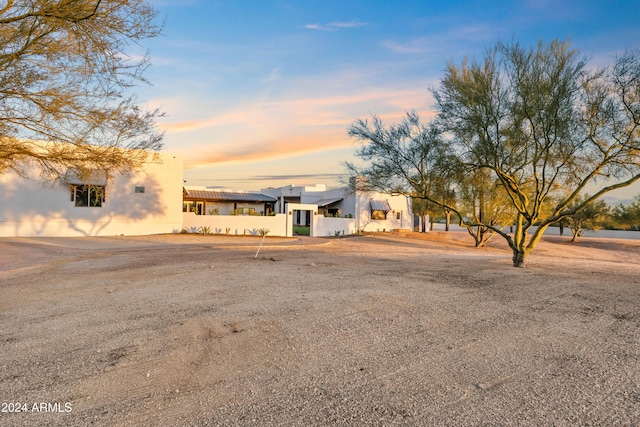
[137,0,640,196]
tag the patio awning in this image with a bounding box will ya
[370,200,391,211]
[312,197,343,207]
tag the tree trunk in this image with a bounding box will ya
[512,250,526,268]
[570,229,579,242]
[475,227,488,247]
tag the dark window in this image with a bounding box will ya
[72,185,105,207]
[135,186,145,193]
[184,202,203,214]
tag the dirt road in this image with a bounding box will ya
[1,232,639,426]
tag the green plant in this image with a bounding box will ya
[199,226,212,235]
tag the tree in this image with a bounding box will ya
[411,196,437,232]
[430,171,457,232]
[0,0,163,182]
[344,112,454,224]
[611,196,640,230]
[561,197,609,242]
[456,168,515,247]
[433,39,640,266]
[347,112,518,247]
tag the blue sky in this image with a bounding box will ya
[139,0,640,196]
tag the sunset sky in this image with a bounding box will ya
[140,0,640,195]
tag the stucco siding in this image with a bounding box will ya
[182,212,288,236]
[0,152,183,237]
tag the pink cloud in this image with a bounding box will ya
[185,128,349,167]
[156,76,437,170]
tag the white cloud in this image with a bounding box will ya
[303,21,367,31]
[382,38,432,54]
[261,67,282,84]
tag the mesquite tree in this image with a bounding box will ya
[433,40,640,267]
[0,0,164,181]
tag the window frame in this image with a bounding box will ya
[371,209,388,220]
[71,184,106,207]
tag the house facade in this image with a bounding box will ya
[1,155,412,238]
[183,179,414,237]
[260,181,413,234]
[0,152,184,237]
[182,187,276,216]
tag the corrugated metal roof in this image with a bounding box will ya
[312,197,343,207]
[184,189,277,202]
[370,200,391,211]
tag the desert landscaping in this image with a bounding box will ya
[1,231,639,426]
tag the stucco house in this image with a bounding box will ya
[182,187,276,216]
[0,151,184,237]
[1,150,411,238]
[183,178,414,237]
[260,179,413,234]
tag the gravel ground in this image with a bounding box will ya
[0,232,639,426]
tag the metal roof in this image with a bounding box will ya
[184,189,277,202]
[370,200,392,211]
[312,197,343,207]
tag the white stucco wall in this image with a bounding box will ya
[313,216,356,236]
[182,212,288,236]
[0,152,184,237]
[344,191,412,232]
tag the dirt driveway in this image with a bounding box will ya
[1,232,639,426]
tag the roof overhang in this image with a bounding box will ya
[312,197,343,207]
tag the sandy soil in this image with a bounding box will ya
[0,231,639,426]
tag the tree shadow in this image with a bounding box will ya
[0,167,172,236]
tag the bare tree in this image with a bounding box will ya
[0,0,164,182]
[433,39,640,266]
